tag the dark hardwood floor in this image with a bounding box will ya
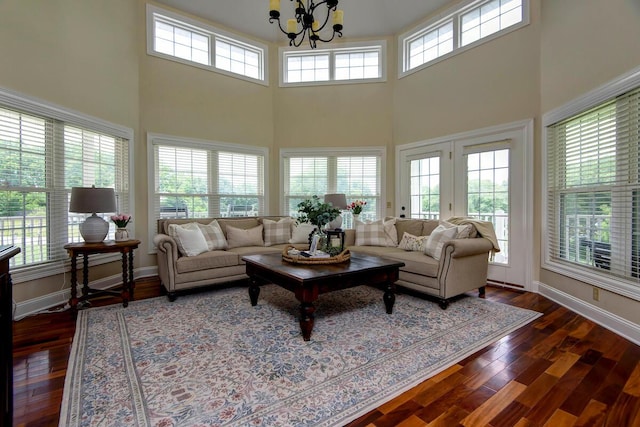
[13,278,640,426]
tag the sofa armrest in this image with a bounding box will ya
[442,237,493,258]
[153,233,179,259]
[153,233,179,291]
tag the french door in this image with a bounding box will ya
[397,121,532,289]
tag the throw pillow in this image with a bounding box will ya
[226,224,264,249]
[290,222,316,244]
[398,232,428,252]
[197,220,228,250]
[262,217,293,246]
[383,218,398,247]
[424,224,459,260]
[440,220,474,239]
[168,223,209,257]
[355,220,387,246]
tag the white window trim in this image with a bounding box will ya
[542,65,640,302]
[398,0,530,79]
[0,86,135,284]
[147,133,269,253]
[146,4,269,86]
[279,146,387,218]
[279,40,387,87]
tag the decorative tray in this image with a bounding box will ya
[282,245,350,265]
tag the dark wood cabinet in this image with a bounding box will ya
[0,245,20,427]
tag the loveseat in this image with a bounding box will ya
[153,216,497,308]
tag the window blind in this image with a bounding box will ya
[283,153,382,223]
[152,141,265,220]
[546,87,640,283]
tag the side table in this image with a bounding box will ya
[64,239,141,315]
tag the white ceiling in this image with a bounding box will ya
[155,0,452,43]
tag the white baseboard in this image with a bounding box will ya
[537,281,640,346]
[14,266,158,321]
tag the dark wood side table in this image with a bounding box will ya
[0,245,20,427]
[64,240,140,315]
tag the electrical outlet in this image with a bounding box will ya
[386,201,391,208]
[593,287,600,301]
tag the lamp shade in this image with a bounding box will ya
[69,187,116,243]
[69,187,116,214]
[324,193,347,209]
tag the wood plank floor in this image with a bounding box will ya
[12,278,640,426]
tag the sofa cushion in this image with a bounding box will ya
[355,220,386,246]
[349,246,439,278]
[395,219,428,241]
[176,250,239,274]
[197,220,228,250]
[228,245,283,262]
[168,223,209,257]
[226,225,264,249]
[290,222,316,244]
[217,218,261,237]
[424,225,458,260]
[262,217,293,246]
[398,232,428,252]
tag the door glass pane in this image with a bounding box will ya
[409,157,440,219]
[467,149,509,263]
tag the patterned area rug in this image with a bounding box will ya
[59,284,541,426]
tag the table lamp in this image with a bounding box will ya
[324,193,347,230]
[69,186,116,243]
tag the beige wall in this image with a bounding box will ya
[0,0,140,302]
[2,0,640,328]
[539,0,640,324]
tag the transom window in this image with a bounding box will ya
[147,5,267,85]
[281,42,386,86]
[400,0,528,76]
[281,148,385,227]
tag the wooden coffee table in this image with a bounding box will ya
[242,253,405,341]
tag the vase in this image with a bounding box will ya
[310,227,328,253]
[352,214,360,223]
[115,227,130,242]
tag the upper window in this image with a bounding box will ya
[400,0,528,77]
[147,5,267,85]
[281,148,385,228]
[148,134,267,242]
[544,78,640,297]
[0,90,132,272]
[281,42,386,86]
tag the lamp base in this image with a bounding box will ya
[79,214,109,243]
[327,215,343,230]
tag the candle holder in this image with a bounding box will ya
[325,229,345,253]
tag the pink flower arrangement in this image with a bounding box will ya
[347,200,366,215]
[110,214,131,228]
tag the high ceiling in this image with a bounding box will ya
[155,0,452,43]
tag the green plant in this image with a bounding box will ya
[296,195,340,228]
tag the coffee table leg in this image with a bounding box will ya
[299,302,315,341]
[248,278,260,306]
[383,282,395,314]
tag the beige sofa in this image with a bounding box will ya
[153,216,495,308]
[344,217,496,309]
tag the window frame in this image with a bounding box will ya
[0,86,134,284]
[280,41,387,87]
[399,0,529,78]
[147,133,269,252]
[279,147,386,222]
[542,65,640,301]
[146,4,268,86]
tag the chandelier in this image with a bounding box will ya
[269,0,344,49]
